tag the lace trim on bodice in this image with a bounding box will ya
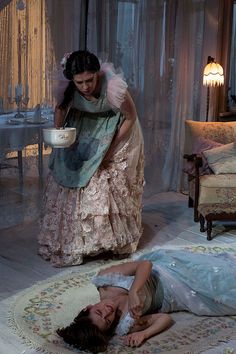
[115,311,135,336]
[92,272,134,291]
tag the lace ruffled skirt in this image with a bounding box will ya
[38,121,144,266]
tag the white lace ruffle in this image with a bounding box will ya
[100,62,128,110]
[115,311,135,336]
[92,273,134,290]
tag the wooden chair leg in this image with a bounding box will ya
[206,220,212,241]
[188,196,193,208]
[194,203,199,222]
[200,214,205,232]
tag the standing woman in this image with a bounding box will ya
[38,50,144,267]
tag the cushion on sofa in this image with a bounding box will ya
[184,136,223,175]
[203,142,236,174]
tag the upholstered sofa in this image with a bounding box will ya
[184,120,236,240]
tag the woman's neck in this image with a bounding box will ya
[113,294,129,318]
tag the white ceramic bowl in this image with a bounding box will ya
[43,127,76,148]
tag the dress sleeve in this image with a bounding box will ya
[100,62,128,110]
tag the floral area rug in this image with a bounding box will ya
[8,245,236,354]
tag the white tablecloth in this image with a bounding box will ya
[0,111,53,155]
[0,111,54,178]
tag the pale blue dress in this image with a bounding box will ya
[93,249,236,335]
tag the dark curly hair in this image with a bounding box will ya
[57,308,117,353]
[59,50,100,110]
[63,50,100,80]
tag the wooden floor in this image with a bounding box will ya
[1,176,236,353]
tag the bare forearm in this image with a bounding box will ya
[128,261,152,319]
[124,314,173,347]
[130,260,152,294]
[103,90,137,162]
[111,117,135,149]
[141,314,173,340]
[110,90,137,148]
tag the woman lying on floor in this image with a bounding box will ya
[57,249,236,353]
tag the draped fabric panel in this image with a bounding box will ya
[87,0,230,194]
[44,0,84,106]
[0,0,46,110]
[0,0,84,111]
[162,0,224,191]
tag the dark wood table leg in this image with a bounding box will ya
[17,150,23,186]
[38,126,43,185]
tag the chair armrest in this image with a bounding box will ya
[183,154,203,177]
[183,153,196,161]
[193,155,203,174]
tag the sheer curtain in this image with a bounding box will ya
[87,0,229,195]
[44,0,85,105]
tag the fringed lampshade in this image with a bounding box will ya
[203,61,224,87]
[203,56,224,121]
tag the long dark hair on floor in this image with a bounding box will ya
[57,308,117,353]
